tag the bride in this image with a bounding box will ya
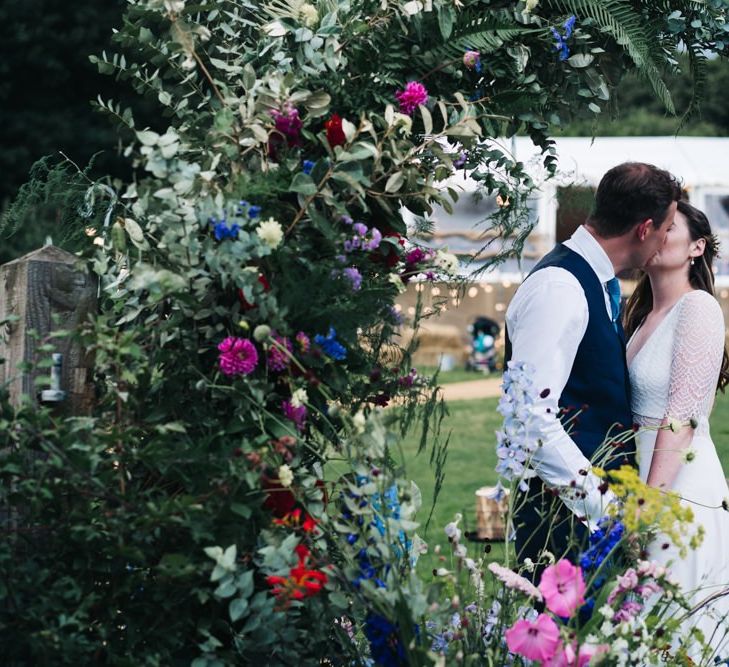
[624,199,729,661]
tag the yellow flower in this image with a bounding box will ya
[597,465,700,557]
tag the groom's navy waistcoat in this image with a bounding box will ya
[505,244,636,567]
[506,244,635,466]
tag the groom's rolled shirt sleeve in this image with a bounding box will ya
[505,268,617,530]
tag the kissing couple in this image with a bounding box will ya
[505,161,729,658]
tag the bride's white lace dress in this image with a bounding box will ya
[628,289,729,661]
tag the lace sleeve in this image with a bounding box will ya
[665,291,726,421]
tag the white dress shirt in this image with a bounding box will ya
[505,225,618,530]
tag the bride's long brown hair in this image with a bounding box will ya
[623,199,729,392]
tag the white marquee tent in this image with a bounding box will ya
[411,136,729,284]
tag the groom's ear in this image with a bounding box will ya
[636,218,653,241]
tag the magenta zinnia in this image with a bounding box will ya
[395,81,428,115]
[217,337,258,376]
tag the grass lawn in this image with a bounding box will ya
[399,391,729,575]
[417,366,498,385]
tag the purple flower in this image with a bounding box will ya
[453,151,467,168]
[268,335,293,372]
[405,247,426,266]
[352,222,368,237]
[613,601,642,624]
[217,337,258,376]
[343,267,363,291]
[341,215,353,225]
[395,81,428,116]
[365,227,382,250]
[271,104,303,146]
[282,400,307,431]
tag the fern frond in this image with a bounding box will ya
[410,14,528,75]
[678,42,708,132]
[545,0,676,114]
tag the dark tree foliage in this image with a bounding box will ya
[559,56,729,137]
[0,1,127,203]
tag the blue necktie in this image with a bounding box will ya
[606,277,621,332]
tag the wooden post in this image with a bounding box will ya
[0,246,97,413]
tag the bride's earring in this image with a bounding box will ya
[690,258,695,266]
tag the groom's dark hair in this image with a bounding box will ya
[587,162,682,237]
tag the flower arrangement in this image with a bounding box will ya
[1,0,728,664]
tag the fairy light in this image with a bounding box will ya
[468,286,478,298]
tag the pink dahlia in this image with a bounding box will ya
[395,81,428,116]
[505,613,560,662]
[218,337,258,376]
[539,559,586,618]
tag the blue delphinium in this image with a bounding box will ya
[302,159,315,175]
[551,15,577,61]
[314,327,347,360]
[364,613,406,667]
[495,361,539,489]
[579,516,624,571]
[211,217,240,241]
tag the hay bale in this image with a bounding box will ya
[475,485,509,541]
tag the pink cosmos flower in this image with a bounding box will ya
[545,642,609,666]
[488,562,543,600]
[505,613,560,662]
[217,337,258,376]
[395,81,428,115]
[538,559,586,618]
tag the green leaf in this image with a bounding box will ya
[420,105,433,136]
[290,173,317,195]
[567,53,594,68]
[385,172,404,193]
[229,597,249,622]
[231,503,252,518]
[438,6,455,40]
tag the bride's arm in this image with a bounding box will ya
[646,291,725,489]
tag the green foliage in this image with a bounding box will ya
[0,156,110,264]
[559,56,729,136]
[0,0,131,207]
[1,0,728,664]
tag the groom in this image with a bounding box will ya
[504,162,681,568]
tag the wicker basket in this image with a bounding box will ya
[475,485,510,541]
